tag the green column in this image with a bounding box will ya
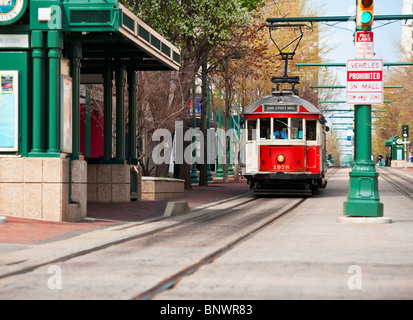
[103,63,113,161]
[30,30,46,155]
[191,82,198,184]
[128,70,138,164]
[343,21,383,217]
[116,64,127,162]
[215,108,224,178]
[70,42,82,159]
[47,30,62,155]
[344,105,383,217]
[228,115,234,176]
[206,82,213,181]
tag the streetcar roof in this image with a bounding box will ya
[243,90,321,115]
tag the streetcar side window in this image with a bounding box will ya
[273,118,288,139]
[306,120,317,140]
[247,119,257,140]
[260,118,271,139]
[291,118,303,140]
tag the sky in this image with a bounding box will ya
[319,0,403,63]
[316,0,403,84]
[307,0,405,145]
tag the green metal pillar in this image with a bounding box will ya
[47,30,63,155]
[215,108,224,178]
[344,104,383,216]
[227,115,234,176]
[191,82,199,184]
[116,64,127,162]
[103,63,113,162]
[30,30,46,155]
[128,70,138,164]
[236,104,242,172]
[343,16,383,217]
[70,42,82,159]
[206,82,213,181]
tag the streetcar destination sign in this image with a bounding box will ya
[346,59,383,105]
[264,105,298,112]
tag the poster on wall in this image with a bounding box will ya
[61,75,73,154]
[0,70,18,152]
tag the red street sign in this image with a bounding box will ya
[355,32,374,59]
[346,59,383,105]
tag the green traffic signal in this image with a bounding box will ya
[360,11,373,24]
[357,0,374,27]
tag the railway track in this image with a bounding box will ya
[0,170,340,300]
[0,194,258,280]
[133,197,307,300]
[135,168,341,300]
[378,167,413,202]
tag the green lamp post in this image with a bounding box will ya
[191,82,199,184]
[215,108,224,178]
[343,0,383,217]
[206,82,213,181]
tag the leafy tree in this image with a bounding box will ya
[120,0,261,188]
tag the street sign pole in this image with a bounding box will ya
[344,1,383,217]
[402,125,410,169]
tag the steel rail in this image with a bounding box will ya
[0,168,340,299]
[378,167,413,202]
[133,197,308,300]
[134,168,341,300]
[0,195,258,281]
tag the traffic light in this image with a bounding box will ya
[402,125,409,138]
[357,0,374,28]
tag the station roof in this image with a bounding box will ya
[61,1,180,80]
[385,135,402,146]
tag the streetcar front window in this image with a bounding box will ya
[306,120,317,140]
[260,118,271,139]
[247,119,257,141]
[273,118,288,140]
[291,118,303,140]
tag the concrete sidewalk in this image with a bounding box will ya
[0,179,250,250]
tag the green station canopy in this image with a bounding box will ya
[384,135,402,146]
[57,1,180,81]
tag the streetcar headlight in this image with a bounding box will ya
[276,154,285,163]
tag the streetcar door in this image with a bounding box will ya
[305,119,319,173]
[245,119,258,172]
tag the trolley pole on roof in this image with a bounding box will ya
[343,0,384,218]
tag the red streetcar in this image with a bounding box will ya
[242,89,328,195]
